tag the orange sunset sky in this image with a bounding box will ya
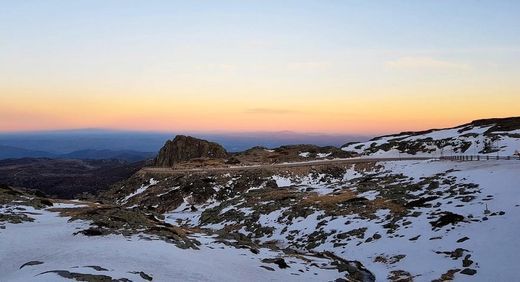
[1,1,519,135]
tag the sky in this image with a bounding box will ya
[1,0,519,135]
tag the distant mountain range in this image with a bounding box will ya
[0,129,370,160]
[0,145,155,162]
[0,145,56,159]
[60,149,156,162]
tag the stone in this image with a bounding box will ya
[154,135,229,167]
[460,268,477,275]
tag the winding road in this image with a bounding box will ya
[139,157,435,175]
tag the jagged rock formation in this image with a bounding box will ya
[154,135,229,167]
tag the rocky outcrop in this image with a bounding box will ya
[154,135,229,167]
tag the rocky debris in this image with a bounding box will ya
[19,261,44,269]
[430,212,464,229]
[154,135,228,167]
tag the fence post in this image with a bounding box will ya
[487,156,489,160]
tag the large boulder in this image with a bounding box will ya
[154,135,228,167]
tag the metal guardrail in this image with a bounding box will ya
[441,155,520,161]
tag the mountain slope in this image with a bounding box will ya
[103,158,520,281]
[342,117,520,157]
[0,185,372,281]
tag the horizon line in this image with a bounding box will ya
[0,127,378,137]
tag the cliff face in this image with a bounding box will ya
[154,135,228,167]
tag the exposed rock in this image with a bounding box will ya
[261,258,290,269]
[404,196,438,208]
[388,270,413,282]
[154,135,229,167]
[19,261,44,269]
[460,268,477,275]
[463,255,474,267]
[130,271,153,281]
[320,251,375,282]
[260,265,275,271]
[37,270,127,281]
[225,156,241,164]
[75,227,106,236]
[432,269,460,282]
[430,212,464,229]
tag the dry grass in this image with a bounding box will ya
[301,190,357,208]
[370,198,406,214]
[250,189,301,202]
[351,162,381,173]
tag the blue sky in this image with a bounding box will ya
[1,1,519,133]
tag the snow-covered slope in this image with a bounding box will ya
[0,204,365,281]
[102,157,520,281]
[342,117,520,157]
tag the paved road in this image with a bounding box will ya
[139,157,435,175]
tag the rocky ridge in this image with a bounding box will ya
[154,135,229,167]
[342,117,520,157]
